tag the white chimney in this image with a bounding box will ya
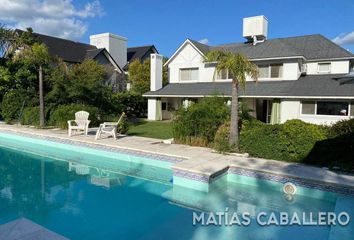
[150,54,163,91]
[147,53,163,121]
[90,33,127,69]
[243,16,268,42]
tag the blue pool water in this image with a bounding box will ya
[0,133,353,239]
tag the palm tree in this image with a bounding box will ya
[15,43,50,127]
[204,50,258,150]
[0,24,16,56]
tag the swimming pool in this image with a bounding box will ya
[0,132,353,239]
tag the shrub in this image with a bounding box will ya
[49,104,101,128]
[304,132,354,171]
[240,119,327,162]
[1,89,27,123]
[213,122,231,153]
[111,92,147,118]
[172,96,230,146]
[328,119,354,137]
[20,106,40,125]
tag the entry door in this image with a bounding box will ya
[256,99,273,123]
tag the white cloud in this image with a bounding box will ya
[333,31,354,45]
[0,0,103,40]
[198,38,209,45]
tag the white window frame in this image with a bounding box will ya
[179,68,199,81]
[317,62,331,74]
[257,64,283,79]
[300,100,350,117]
[215,69,233,81]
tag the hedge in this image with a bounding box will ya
[172,96,230,146]
[48,104,101,128]
[239,120,328,162]
[1,89,27,123]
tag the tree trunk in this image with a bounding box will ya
[229,80,239,150]
[39,65,45,127]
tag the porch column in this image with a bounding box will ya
[148,98,162,120]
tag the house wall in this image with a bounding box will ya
[279,99,352,125]
[306,60,349,75]
[94,52,126,92]
[168,42,303,83]
[280,100,301,123]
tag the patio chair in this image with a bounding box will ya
[67,111,90,137]
[95,112,125,140]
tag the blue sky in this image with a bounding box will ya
[1,0,354,57]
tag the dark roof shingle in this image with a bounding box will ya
[189,34,354,60]
[144,74,354,98]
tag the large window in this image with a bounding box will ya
[301,101,350,116]
[180,68,199,81]
[258,64,283,78]
[317,101,348,116]
[318,63,331,73]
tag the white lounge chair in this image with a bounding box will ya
[95,112,125,140]
[67,111,90,137]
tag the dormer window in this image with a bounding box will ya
[318,63,331,73]
[258,64,283,79]
[180,68,199,81]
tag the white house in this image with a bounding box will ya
[144,16,354,125]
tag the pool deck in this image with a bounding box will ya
[0,123,353,189]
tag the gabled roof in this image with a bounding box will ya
[15,30,123,72]
[144,74,354,98]
[124,45,158,70]
[167,34,354,64]
[26,31,97,63]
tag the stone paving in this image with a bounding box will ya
[0,123,353,189]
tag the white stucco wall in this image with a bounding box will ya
[168,42,304,83]
[279,99,352,125]
[306,61,349,75]
[280,100,300,123]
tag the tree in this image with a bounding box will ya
[204,50,258,150]
[66,59,109,108]
[128,58,169,95]
[0,24,15,55]
[15,43,50,127]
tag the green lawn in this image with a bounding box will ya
[127,120,173,139]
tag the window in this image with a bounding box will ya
[258,64,283,78]
[216,69,228,79]
[259,65,269,78]
[180,68,198,81]
[301,101,350,116]
[351,102,354,117]
[270,64,283,78]
[317,101,348,116]
[318,63,331,73]
[301,101,316,114]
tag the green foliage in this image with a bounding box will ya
[1,89,26,122]
[204,50,259,87]
[240,120,327,162]
[20,106,42,126]
[128,58,169,95]
[111,92,146,118]
[214,122,231,153]
[128,59,150,95]
[48,104,101,128]
[66,59,110,109]
[304,132,354,171]
[172,96,230,146]
[118,115,129,134]
[328,119,354,137]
